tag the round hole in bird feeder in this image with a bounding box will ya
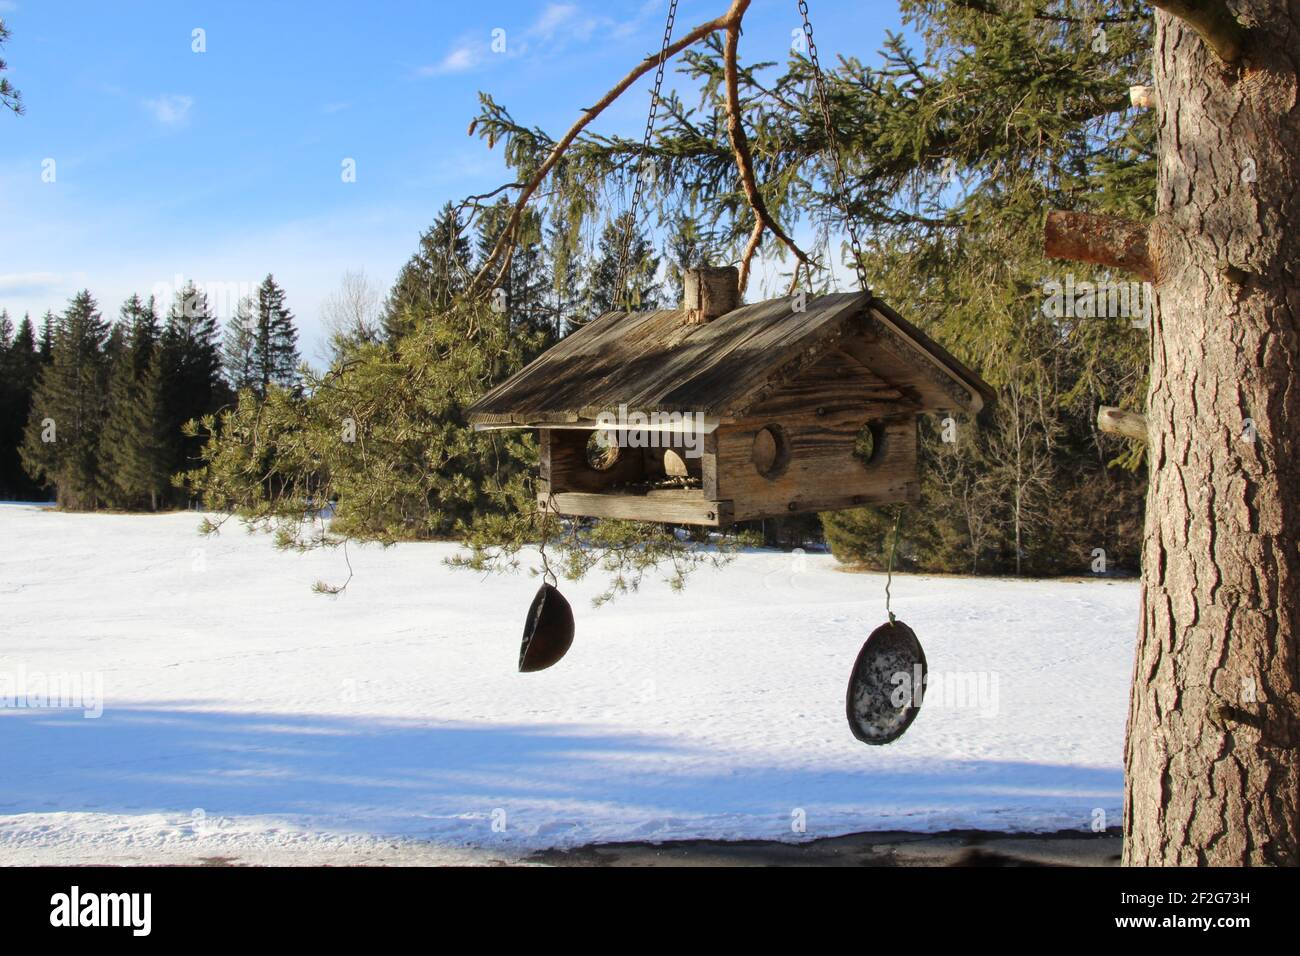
[854,421,885,465]
[586,431,621,471]
[752,424,790,479]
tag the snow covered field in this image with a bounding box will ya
[0,505,1137,865]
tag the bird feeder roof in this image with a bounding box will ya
[467,292,992,428]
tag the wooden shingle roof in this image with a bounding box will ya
[467,292,991,427]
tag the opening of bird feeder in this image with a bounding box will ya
[586,431,621,471]
[752,424,790,479]
[855,422,884,465]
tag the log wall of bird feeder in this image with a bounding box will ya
[683,266,740,324]
[466,291,993,527]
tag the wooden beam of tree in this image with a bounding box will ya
[1098,405,1148,443]
[1150,0,1247,64]
[468,0,754,300]
[1044,210,1155,281]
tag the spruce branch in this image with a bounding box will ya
[467,2,751,299]
[723,14,811,292]
[462,0,817,302]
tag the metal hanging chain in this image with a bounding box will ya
[613,0,678,312]
[798,0,871,297]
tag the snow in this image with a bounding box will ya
[0,505,1138,865]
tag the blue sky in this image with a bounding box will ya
[0,0,908,359]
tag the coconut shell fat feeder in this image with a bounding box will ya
[845,619,927,745]
[519,582,575,672]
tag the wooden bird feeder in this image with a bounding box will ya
[467,267,992,527]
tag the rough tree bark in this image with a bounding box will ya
[1123,2,1300,865]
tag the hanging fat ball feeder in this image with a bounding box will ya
[846,619,927,745]
[519,582,575,672]
[842,509,925,738]
[845,509,926,744]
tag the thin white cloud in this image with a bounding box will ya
[0,2,20,13]
[609,0,661,39]
[417,43,481,77]
[0,272,64,295]
[531,4,578,41]
[417,4,608,78]
[143,94,193,127]
[535,0,662,45]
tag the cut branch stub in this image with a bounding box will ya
[1098,405,1148,443]
[1130,85,1155,109]
[1150,0,1247,65]
[1044,210,1156,282]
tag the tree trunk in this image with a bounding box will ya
[1014,491,1022,576]
[1123,6,1300,865]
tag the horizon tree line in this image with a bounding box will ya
[0,274,301,509]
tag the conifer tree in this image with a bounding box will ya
[221,295,258,393]
[100,296,168,510]
[21,291,110,509]
[38,311,54,363]
[187,295,544,545]
[250,275,300,396]
[475,199,551,346]
[103,320,126,369]
[577,212,661,331]
[544,211,584,339]
[383,202,472,342]
[0,315,41,499]
[159,282,226,495]
[12,314,36,361]
[0,312,20,497]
